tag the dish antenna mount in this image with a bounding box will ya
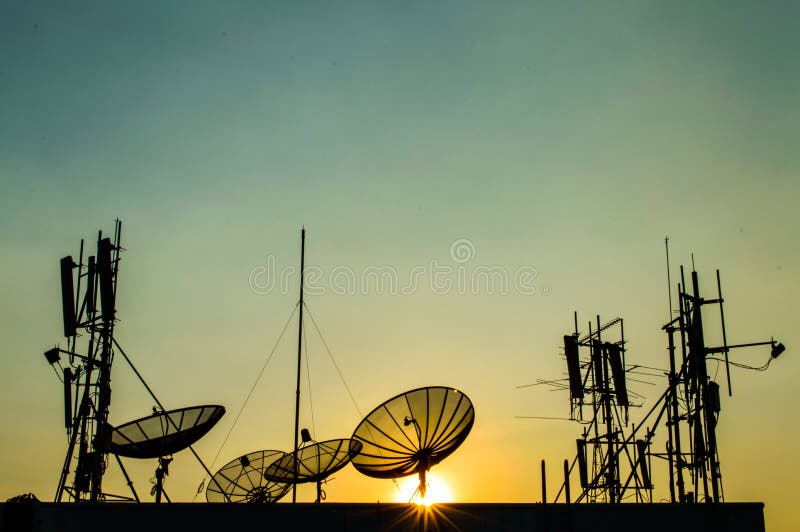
[206,450,292,503]
[109,405,225,502]
[263,437,362,503]
[351,386,474,498]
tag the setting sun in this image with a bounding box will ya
[395,473,454,506]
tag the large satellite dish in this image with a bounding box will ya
[351,386,474,497]
[109,405,225,459]
[206,450,291,503]
[263,438,362,502]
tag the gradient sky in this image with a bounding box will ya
[1,1,798,530]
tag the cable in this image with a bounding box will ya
[303,316,316,438]
[707,357,771,372]
[191,302,299,500]
[303,302,363,419]
[628,364,669,373]
[112,338,224,501]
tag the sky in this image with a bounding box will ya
[1,0,798,529]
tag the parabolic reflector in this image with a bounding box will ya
[263,438,362,484]
[109,405,225,459]
[206,450,291,503]
[350,386,474,497]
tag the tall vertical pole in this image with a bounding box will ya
[91,226,120,502]
[716,270,732,396]
[667,327,686,502]
[541,460,547,503]
[679,267,690,378]
[292,228,306,503]
[691,271,720,502]
[597,316,615,503]
[676,274,698,495]
[588,322,599,502]
[665,237,673,321]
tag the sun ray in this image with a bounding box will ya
[395,473,453,506]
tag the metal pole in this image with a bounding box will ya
[666,440,676,503]
[55,392,86,501]
[155,465,163,504]
[91,227,121,502]
[716,270,732,396]
[563,459,571,504]
[114,455,139,502]
[691,271,720,502]
[70,250,99,502]
[587,322,600,502]
[598,316,615,503]
[541,459,547,503]
[667,327,685,502]
[620,319,626,385]
[293,228,306,503]
[112,338,229,501]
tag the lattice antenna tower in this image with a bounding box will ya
[659,265,786,503]
[563,313,653,503]
[43,220,123,502]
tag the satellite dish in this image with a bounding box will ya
[109,405,225,459]
[351,386,474,498]
[206,450,292,503]
[263,438,363,502]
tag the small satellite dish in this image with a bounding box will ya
[206,450,291,503]
[263,438,362,502]
[351,386,474,498]
[109,405,225,459]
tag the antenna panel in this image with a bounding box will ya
[606,343,629,407]
[59,256,77,337]
[564,335,583,401]
[97,238,115,322]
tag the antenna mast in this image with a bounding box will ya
[659,260,785,503]
[292,227,306,503]
[562,314,649,503]
[47,220,123,502]
[665,237,673,319]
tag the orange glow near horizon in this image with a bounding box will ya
[395,473,454,506]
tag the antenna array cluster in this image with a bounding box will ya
[563,315,652,503]
[45,221,123,502]
[537,260,786,505]
[42,224,476,504]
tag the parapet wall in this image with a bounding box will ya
[0,501,766,532]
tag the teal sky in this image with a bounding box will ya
[1,1,798,530]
